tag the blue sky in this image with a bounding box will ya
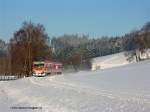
[0,0,150,41]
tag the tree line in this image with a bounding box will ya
[0,21,150,76]
[51,21,150,69]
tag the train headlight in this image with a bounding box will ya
[33,71,36,75]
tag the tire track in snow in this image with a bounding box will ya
[4,79,76,112]
[29,77,150,105]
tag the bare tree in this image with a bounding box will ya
[10,21,51,77]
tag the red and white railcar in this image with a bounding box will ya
[32,61,62,76]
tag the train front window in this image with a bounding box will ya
[34,64,44,68]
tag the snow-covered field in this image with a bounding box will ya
[0,60,150,112]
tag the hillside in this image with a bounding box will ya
[91,52,137,70]
[0,60,150,112]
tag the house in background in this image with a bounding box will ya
[137,49,150,61]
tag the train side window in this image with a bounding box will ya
[45,64,48,68]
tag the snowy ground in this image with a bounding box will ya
[0,60,150,112]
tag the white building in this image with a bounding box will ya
[138,49,150,60]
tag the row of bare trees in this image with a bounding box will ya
[123,22,150,61]
[51,21,150,70]
[123,23,150,51]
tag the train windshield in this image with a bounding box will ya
[34,64,44,68]
[33,62,45,68]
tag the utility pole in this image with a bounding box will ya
[28,27,32,77]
